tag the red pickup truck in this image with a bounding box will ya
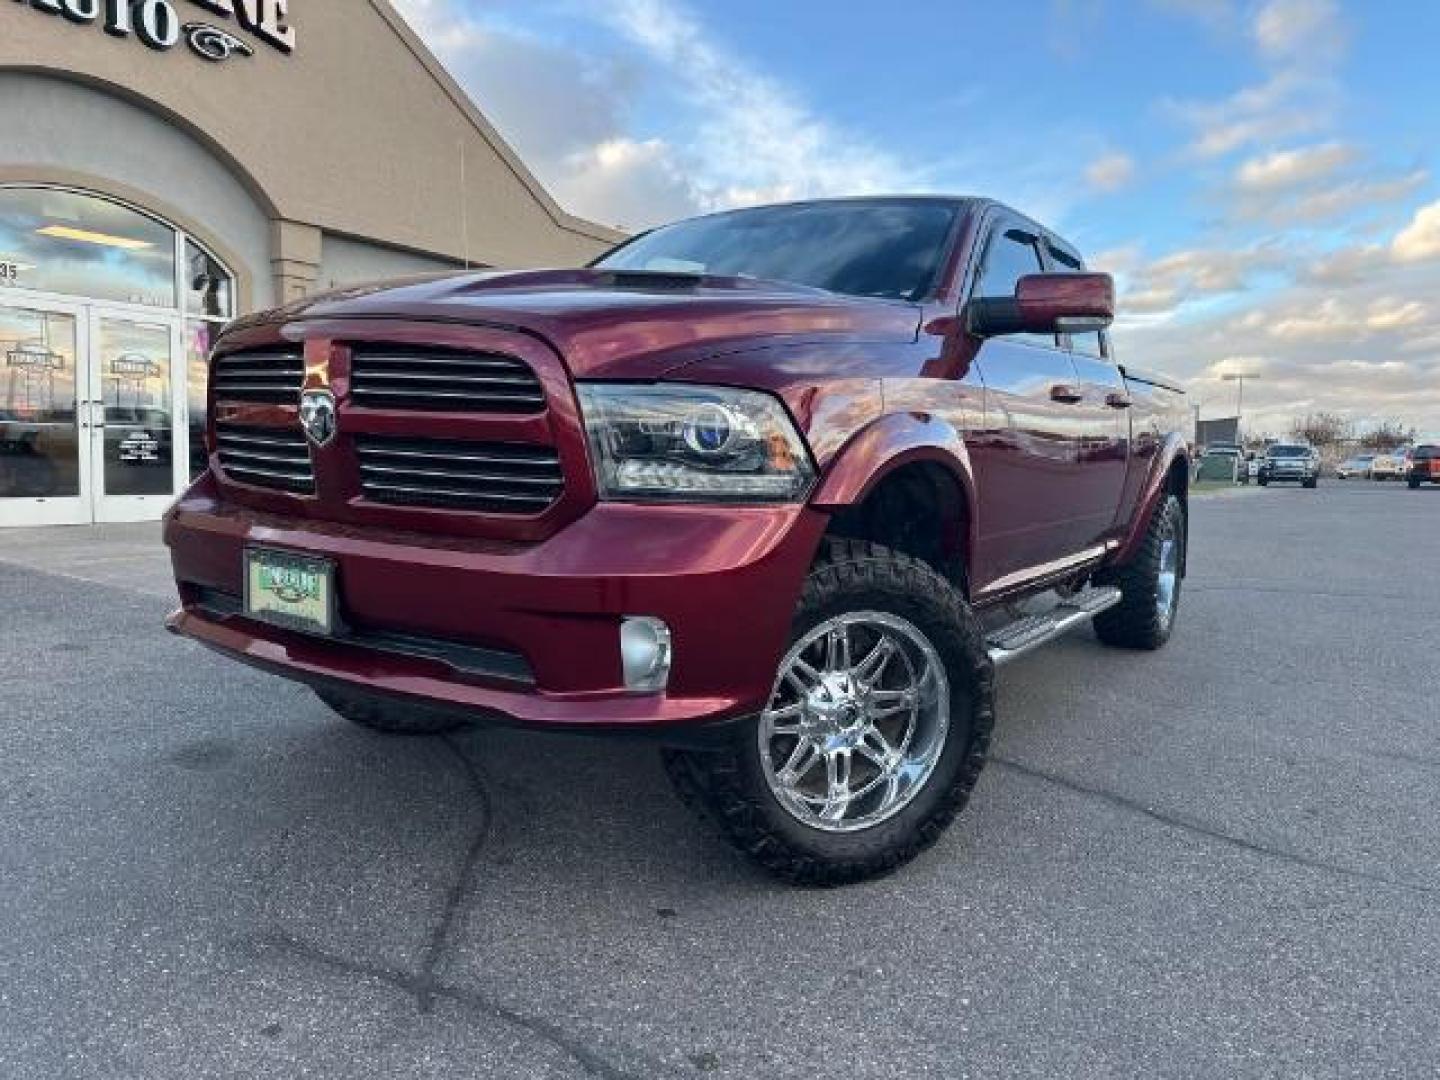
[165,197,1189,884]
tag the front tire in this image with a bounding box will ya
[313,686,466,735]
[1303,477,1318,489]
[1094,493,1184,650]
[1410,478,1423,490]
[663,540,994,886]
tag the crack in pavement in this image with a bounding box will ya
[992,757,1439,897]
[414,735,497,1014]
[250,931,654,1080]
[247,734,669,1079]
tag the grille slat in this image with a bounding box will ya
[217,423,314,494]
[356,436,562,514]
[213,350,304,404]
[350,347,545,414]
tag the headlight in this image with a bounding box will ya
[577,383,815,503]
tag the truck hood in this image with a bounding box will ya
[244,268,922,379]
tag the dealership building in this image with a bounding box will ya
[1,0,622,527]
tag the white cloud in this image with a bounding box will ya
[1164,72,1335,159]
[1392,199,1440,263]
[1084,152,1137,193]
[593,0,910,213]
[554,139,699,231]
[1253,0,1348,63]
[1235,141,1355,192]
[1266,297,1429,343]
[392,0,927,230]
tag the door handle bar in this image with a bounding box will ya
[1049,384,1084,404]
[1105,393,1133,409]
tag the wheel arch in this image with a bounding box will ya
[809,413,977,595]
[1115,433,1190,570]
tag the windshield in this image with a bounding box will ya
[595,200,960,301]
[1268,446,1309,458]
[1415,445,1438,460]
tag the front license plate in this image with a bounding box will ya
[245,548,336,636]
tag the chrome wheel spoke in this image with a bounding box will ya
[824,625,852,673]
[765,701,806,734]
[853,635,896,687]
[856,728,901,773]
[819,751,854,823]
[785,657,824,696]
[776,738,821,787]
[868,688,918,718]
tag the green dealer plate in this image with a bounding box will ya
[244,548,337,636]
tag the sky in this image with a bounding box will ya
[391,0,1440,438]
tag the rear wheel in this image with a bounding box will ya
[1094,493,1184,651]
[1410,478,1423,489]
[313,686,466,735]
[663,540,994,886]
[1303,477,1318,489]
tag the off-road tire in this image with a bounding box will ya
[1303,476,1318,489]
[1093,493,1184,651]
[313,686,466,735]
[662,539,994,887]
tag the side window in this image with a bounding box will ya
[974,227,1055,348]
[1046,241,1105,359]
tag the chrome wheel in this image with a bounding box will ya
[1156,531,1180,630]
[758,612,950,833]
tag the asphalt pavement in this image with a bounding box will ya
[2,482,1438,1079]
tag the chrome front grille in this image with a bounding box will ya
[356,436,563,514]
[349,347,546,413]
[216,423,314,494]
[212,350,304,403]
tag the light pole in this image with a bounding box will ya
[1222,373,1259,437]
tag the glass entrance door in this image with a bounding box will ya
[0,294,185,526]
[86,309,185,524]
[0,297,90,527]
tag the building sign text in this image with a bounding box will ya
[9,0,296,62]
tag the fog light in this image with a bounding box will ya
[620,616,672,692]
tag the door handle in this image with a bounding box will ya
[1049,384,1084,404]
[1105,393,1133,409]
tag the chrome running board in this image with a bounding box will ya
[986,587,1123,667]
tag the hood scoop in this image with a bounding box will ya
[594,269,706,291]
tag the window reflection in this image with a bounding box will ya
[0,305,80,498]
[186,320,219,479]
[186,239,233,319]
[0,187,176,307]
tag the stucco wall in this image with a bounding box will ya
[0,70,274,310]
[0,0,623,272]
[318,233,465,292]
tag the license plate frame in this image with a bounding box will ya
[244,547,339,637]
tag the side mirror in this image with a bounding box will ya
[968,272,1115,338]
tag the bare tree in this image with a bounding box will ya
[1359,420,1415,451]
[1289,411,1350,448]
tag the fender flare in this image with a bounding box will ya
[1114,432,1190,567]
[809,412,978,576]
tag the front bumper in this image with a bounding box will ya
[164,474,827,732]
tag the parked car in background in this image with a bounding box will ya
[1258,443,1320,487]
[1409,445,1440,488]
[1336,453,1376,479]
[1371,447,1412,480]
